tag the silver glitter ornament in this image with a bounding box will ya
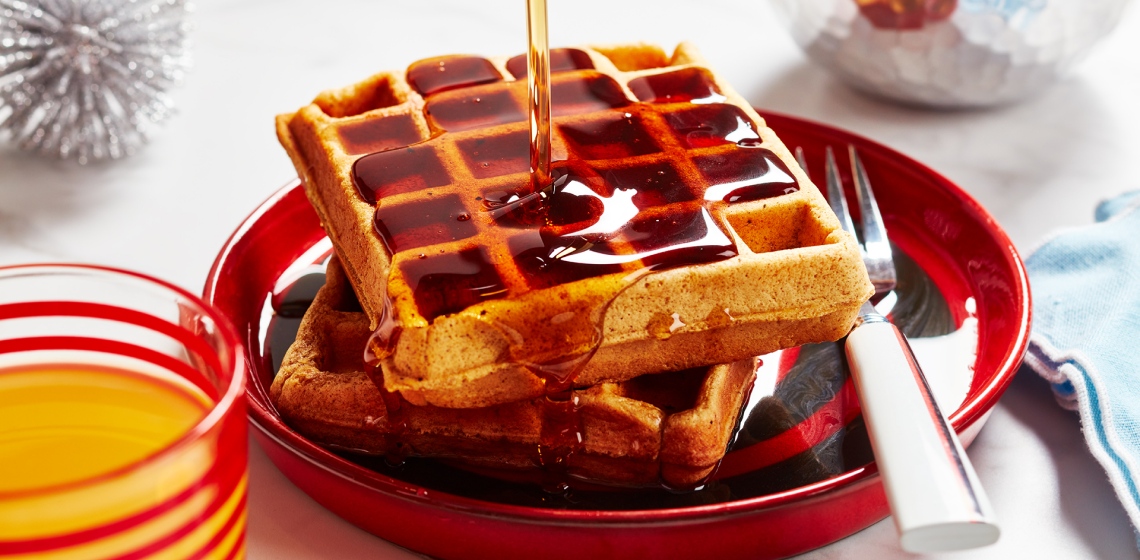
[0,0,191,163]
[770,0,1133,108]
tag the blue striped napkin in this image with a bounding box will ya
[1023,190,1140,536]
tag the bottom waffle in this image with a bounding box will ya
[270,257,757,488]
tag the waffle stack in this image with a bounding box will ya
[273,43,872,486]
[276,43,872,410]
[272,258,757,487]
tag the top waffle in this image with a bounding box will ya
[277,43,873,408]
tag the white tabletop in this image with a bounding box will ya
[2,1,1138,558]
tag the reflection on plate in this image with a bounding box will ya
[205,112,1030,559]
[263,246,963,510]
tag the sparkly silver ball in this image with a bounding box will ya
[0,0,192,163]
[770,0,1133,108]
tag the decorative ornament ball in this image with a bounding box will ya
[769,0,1133,108]
[0,0,192,163]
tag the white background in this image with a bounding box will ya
[2,1,1139,558]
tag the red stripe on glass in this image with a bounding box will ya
[0,477,210,554]
[0,335,213,398]
[0,383,245,554]
[185,492,248,560]
[104,496,221,560]
[220,534,246,560]
[0,301,224,399]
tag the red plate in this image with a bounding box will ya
[204,112,1030,559]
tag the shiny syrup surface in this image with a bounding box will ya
[349,47,800,488]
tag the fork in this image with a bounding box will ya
[798,146,1000,553]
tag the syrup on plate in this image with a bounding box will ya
[266,247,953,507]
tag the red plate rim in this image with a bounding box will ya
[204,110,1031,527]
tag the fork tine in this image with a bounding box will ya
[794,146,809,176]
[848,146,897,292]
[824,147,857,238]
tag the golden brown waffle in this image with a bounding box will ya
[277,42,873,408]
[271,258,757,487]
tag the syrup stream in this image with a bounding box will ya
[526,0,552,193]
[527,0,580,489]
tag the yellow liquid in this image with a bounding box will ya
[0,364,211,493]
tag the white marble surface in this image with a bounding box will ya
[2,0,1139,558]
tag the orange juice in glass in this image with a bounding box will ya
[0,264,247,559]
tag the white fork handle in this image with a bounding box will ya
[846,320,1000,553]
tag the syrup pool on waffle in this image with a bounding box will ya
[352,48,801,480]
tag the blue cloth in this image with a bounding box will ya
[1024,190,1140,535]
